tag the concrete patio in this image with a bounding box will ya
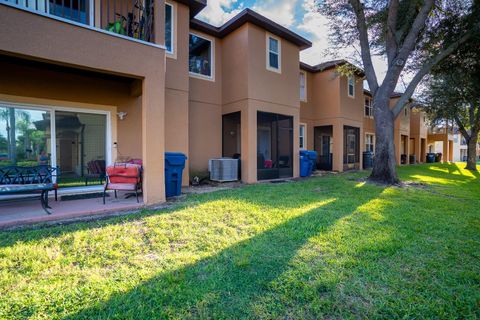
[0,188,144,229]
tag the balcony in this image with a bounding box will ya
[0,0,155,43]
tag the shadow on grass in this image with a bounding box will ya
[61,186,384,319]
[0,177,355,248]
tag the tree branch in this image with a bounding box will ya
[455,115,471,140]
[392,32,472,117]
[396,0,435,64]
[349,0,379,94]
[386,0,399,65]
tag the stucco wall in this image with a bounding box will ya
[300,69,365,172]
[0,4,167,204]
[165,1,190,185]
[188,28,223,177]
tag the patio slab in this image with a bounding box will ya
[0,191,143,229]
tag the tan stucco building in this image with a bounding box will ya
[363,90,428,165]
[299,60,365,172]
[0,0,311,205]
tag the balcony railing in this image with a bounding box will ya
[1,0,155,43]
[100,0,154,42]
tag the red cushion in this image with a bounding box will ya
[106,165,140,184]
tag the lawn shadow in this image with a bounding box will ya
[62,185,384,319]
[0,177,358,249]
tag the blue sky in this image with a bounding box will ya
[196,0,392,84]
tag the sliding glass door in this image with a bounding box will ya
[257,112,293,180]
[55,111,106,183]
[0,103,109,187]
[0,106,50,167]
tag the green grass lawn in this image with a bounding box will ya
[0,163,479,319]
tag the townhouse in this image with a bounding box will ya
[363,91,429,165]
[299,60,365,172]
[427,124,455,162]
[0,0,444,210]
[298,59,429,173]
[0,0,311,205]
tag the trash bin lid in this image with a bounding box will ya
[165,152,188,166]
[300,150,309,156]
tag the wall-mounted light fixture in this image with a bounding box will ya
[117,112,128,120]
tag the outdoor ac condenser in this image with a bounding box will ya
[209,158,239,182]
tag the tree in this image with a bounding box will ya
[0,107,32,164]
[317,0,479,183]
[422,35,480,171]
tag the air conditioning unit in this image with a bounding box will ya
[209,158,239,182]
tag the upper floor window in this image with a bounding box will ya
[300,72,307,101]
[348,75,355,98]
[189,33,213,80]
[266,34,281,72]
[165,3,174,54]
[364,97,373,117]
[404,107,409,117]
[299,124,306,149]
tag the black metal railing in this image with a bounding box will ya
[101,0,154,42]
[2,0,155,42]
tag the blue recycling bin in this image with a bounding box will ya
[165,152,187,197]
[300,150,317,177]
[300,154,312,177]
[306,151,318,172]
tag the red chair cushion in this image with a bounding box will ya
[106,165,140,184]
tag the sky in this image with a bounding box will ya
[196,0,393,88]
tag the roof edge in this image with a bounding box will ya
[300,59,365,76]
[190,9,312,50]
[176,0,207,18]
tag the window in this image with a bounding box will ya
[189,33,213,79]
[299,124,306,149]
[165,3,174,54]
[0,103,110,187]
[300,72,307,101]
[404,107,409,117]
[364,97,373,117]
[365,134,375,153]
[266,34,281,72]
[348,75,355,97]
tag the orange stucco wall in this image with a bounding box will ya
[0,3,166,204]
[410,108,428,163]
[300,69,364,172]
[185,22,301,183]
[165,1,190,185]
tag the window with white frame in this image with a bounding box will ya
[300,72,307,101]
[364,97,373,117]
[165,2,174,54]
[365,134,375,153]
[267,35,281,72]
[348,75,355,97]
[299,124,306,149]
[189,33,213,79]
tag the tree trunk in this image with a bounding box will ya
[466,134,478,171]
[9,108,16,165]
[369,98,399,184]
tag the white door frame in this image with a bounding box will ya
[0,100,112,182]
